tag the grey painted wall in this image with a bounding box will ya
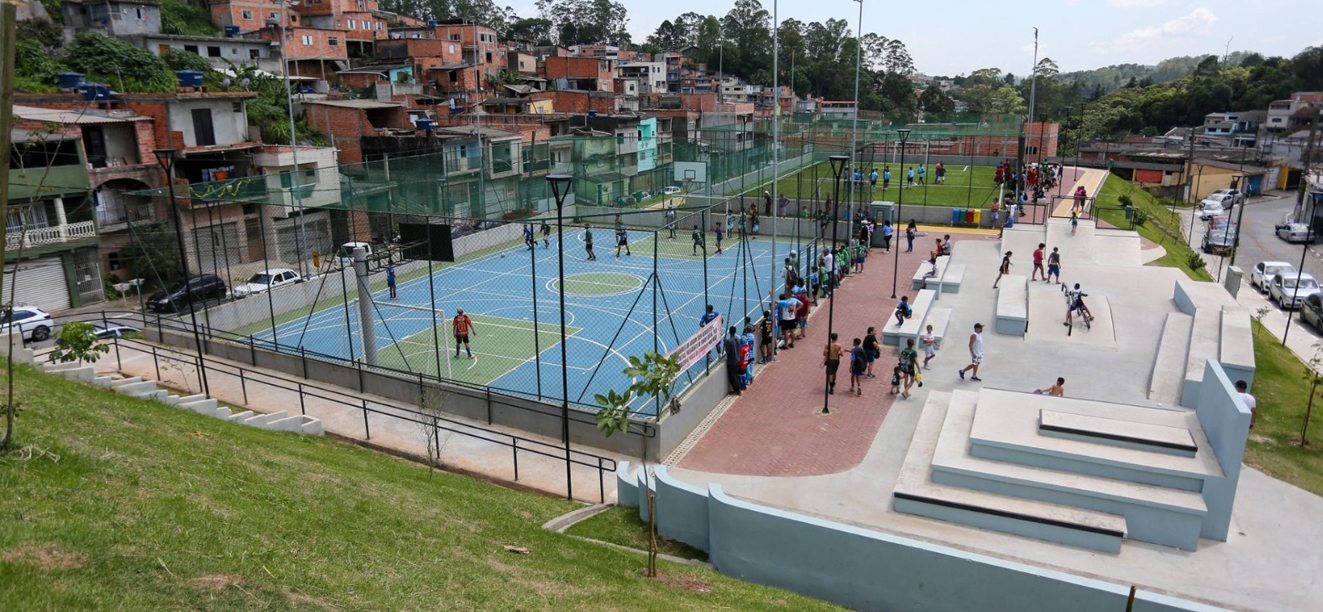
[1195,360,1252,541]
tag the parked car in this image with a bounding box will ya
[1302,293,1323,331]
[1275,222,1314,243]
[232,268,302,298]
[1269,272,1319,310]
[1196,199,1228,220]
[88,321,141,339]
[147,274,228,313]
[663,186,682,195]
[1201,224,1236,255]
[1208,189,1246,206]
[0,305,53,342]
[1250,261,1297,292]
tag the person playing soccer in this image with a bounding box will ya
[523,224,534,250]
[714,222,725,255]
[615,224,631,257]
[387,262,398,300]
[583,225,596,261]
[452,308,476,359]
[540,219,551,248]
[691,224,705,255]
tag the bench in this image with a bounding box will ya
[1219,307,1255,388]
[883,289,936,346]
[897,307,951,355]
[939,264,966,294]
[911,256,951,290]
[994,275,1029,336]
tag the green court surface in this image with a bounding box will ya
[746,163,1008,209]
[375,314,577,387]
[554,272,644,296]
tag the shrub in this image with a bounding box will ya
[1186,252,1207,272]
[1118,194,1133,208]
[65,32,175,92]
[1132,208,1149,227]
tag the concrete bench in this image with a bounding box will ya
[901,307,951,353]
[1148,312,1193,402]
[1180,307,1222,408]
[883,289,936,346]
[994,275,1029,336]
[911,256,951,290]
[1219,307,1255,388]
[939,264,966,294]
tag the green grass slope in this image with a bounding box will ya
[0,365,839,611]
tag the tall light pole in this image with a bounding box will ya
[154,148,210,397]
[891,129,911,299]
[547,173,573,500]
[278,0,309,277]
[848,0,864,217]
[1017,27,1039,204]
[768,0,781,304]
[823,154,849,415]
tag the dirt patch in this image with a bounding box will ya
[0,544,87,570]
[653,571,712,594]
[190,573,244,590]
[285,587,338,611]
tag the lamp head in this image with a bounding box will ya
[829,154,849,178]
[898,128,912,145]
[546,173,573,203]
[153,148,178,170]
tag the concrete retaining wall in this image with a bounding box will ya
[655,361,734,460]
[1195,360,1251,541]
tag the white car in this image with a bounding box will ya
[1269,272,1319,310]
[1275,222,1314,244]
[335,242,373,268]
[1,305,54,342]
[232,268,302,298]
[663,186,682,195]
[1208,189,1246,206]
[1250,261,1296,292]
[1196,200,1228,220]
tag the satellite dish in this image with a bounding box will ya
[240,78,252,88]
[221,77,232,88]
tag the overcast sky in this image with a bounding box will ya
[511,0,1321,76]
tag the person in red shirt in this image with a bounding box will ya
[452,308,477,358]
[1032,243,1046,281]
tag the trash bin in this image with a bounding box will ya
[972,209,982,225]
[1124,204,1134,220]
[965,208,975,224]
[953,208,964,224]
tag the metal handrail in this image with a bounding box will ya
[99,334,621,503]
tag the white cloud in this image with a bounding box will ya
[1118,7,1219,44]
[1108,0,1169,7]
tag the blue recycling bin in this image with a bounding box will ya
[953,208,964,224]
[57,72,85,89]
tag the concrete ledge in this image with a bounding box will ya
[884,289,936,346]
[940,264,966,294]
[911,256,950,290]
[995,275,1029,336]
[616,461,638,507]
[1039,410,1197,457]
[1181,307,1221,408]
[1149,312,1192,402]
[1218,307,1255,389]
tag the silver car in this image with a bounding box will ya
[1275,223,1314,244]
[1251,261,1296,292]
[232,268,302,298]
[1269,272,1319,309]
[1302,293,1323,332]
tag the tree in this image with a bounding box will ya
[537,0,629,45]
[48,322,110,366]
[1035,57,1059,79]
[65,31,176,92]
[595,351,684,579]
[507,17,553,44]
[879,71,917,114]
[882,39,913,76]
[919,83,955,113]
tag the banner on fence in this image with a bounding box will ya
[669,315,723,372]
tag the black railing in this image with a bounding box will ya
[97,334,621,503]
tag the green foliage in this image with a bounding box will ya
[126,223,182,287]
[17,18,62,48]
[159,0,221,36]
[160,48,212,73]
[226,65,329,146]
[1117,194,1133,207]
[595,351,684,436]
[65,32,175,92]
[14,38,62,92]
[1131,208,1149,227]
[1185,252,1207,272]
[48,322,111,365]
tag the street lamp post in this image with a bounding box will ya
[891,129,911,299]
[153,148,210,397]
[823,154,849,414]
[276,0,309,277]
[547,173,573,501]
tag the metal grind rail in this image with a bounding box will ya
[97,335,622,503]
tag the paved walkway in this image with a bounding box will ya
[678,231,981,477]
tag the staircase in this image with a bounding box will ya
[893,388,1230,553]
[39,361,323,435]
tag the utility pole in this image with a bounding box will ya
[1293,107,1320,224]
[1,3,19,450]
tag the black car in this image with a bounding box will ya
[147,274,228,312]
[1201,225,1236,256]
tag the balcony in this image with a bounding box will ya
[96,204,156,232]
[5,221,98,253]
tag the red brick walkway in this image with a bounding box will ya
[679,233,976,476]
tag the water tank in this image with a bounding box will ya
[427,19,437,26]
[177,69,204,87]
[57,72,86,89]
[79,83,111,102]
[224,25,240,36]
[415,119,434,131]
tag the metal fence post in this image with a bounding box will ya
[239,369,248,405]
[298,382,306,416]
[361,399,370,439]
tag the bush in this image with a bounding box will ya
[65,32,176,92]
[1186,252,1207,272]
[159,0,220,36]
[1132,208,1149,227]
[1118,194,1133,208]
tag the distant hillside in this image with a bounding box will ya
[1058,51,1254,96]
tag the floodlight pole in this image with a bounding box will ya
[278,0,309,277]
[824,155,849,414]
[547,174,573,501]
[892,129,911,299]
[768,0,781,306]
[153,149,210,397]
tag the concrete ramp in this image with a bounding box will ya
[1026,282,1115,348]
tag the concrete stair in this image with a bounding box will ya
[892,386,1226,553]
[39,363,323,435]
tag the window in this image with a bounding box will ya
[616,133,624,145]
[269,11,278,19]
[449,34,461,41]
[135,7,143,19]
[207,46,222,57]
[375,22,382,30]
[232,102,242,112]
[328,36,338,46]
[241,9,252,19]
[191,109,216,146]
[448,44,455,53]
[184,44,198,53]
[347,20,355,29]
[249,49,260,59]
[301,35,313,46]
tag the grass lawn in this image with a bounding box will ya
[566,506,709,562]
[1244,322,1323,497]
[0,365,841,611]
[1094,176,1213,281]
[743,162,1004,209]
